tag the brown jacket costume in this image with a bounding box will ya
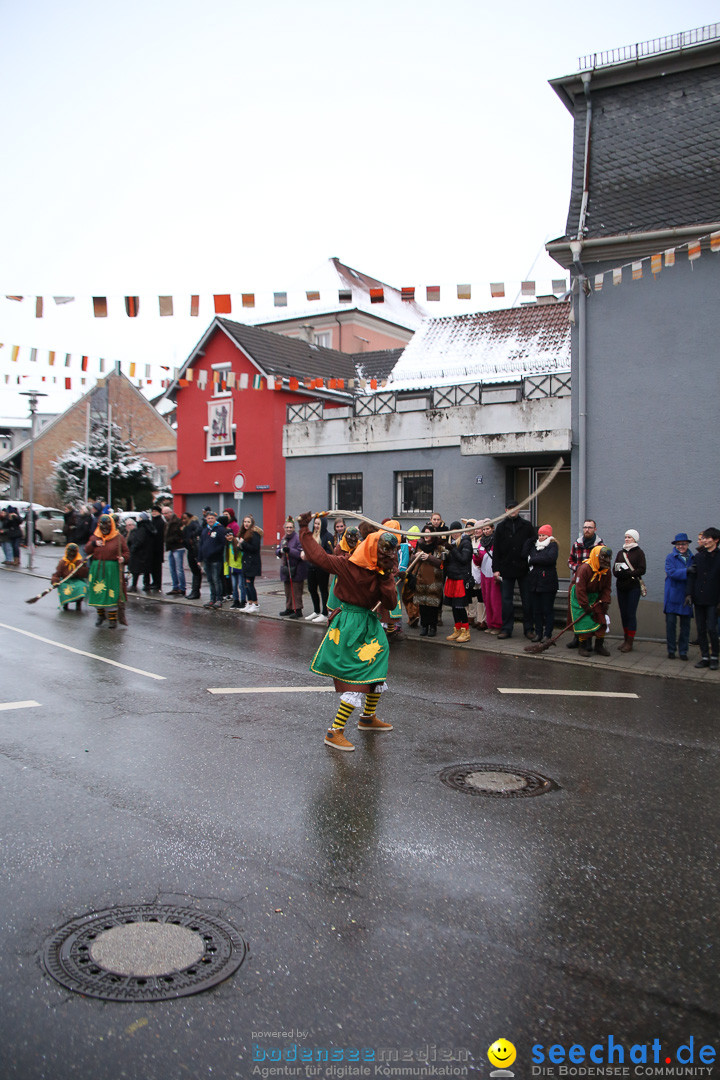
[299,527,397,613]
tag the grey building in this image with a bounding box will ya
[284,302,573,569]
[547,25,720,636]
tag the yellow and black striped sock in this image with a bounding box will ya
[360,691,382,718]
[331,700,355,731]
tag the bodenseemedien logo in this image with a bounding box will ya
[488,1039,517,1077]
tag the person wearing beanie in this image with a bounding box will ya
[613,529,647,653]
[527,524,559,644]
[444,522,473,644]
[664,533,694,660]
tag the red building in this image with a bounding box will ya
[168,318,368,538]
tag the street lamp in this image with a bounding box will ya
[19,389,48,570]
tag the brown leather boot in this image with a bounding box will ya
[619,633,633,653]
[594,637,611,657]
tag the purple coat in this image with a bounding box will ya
[276,530,308,582]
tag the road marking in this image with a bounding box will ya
[0,623,166,681]
[208,685,336,695]
[497,688,639,699]
[0,700,41,712]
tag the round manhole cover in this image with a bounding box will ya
[439,763,559,798]
[43,905,247,1002]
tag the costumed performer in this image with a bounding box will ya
[298,511,399,752]
[52,543,89,611]
[569,544,613,658]
[85,514,130,628]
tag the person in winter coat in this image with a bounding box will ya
[72,506,94,548]
[492,501,536,639]
[304,517,335,624]
[686,526,720,670]
[276,516,307,617]
[237,514,263,613]
[198,510,227,608]
[127,512,153,591]
[444,522,473,644]
[475,519,502,633]
[414,525,446,637]
[181,512,202,599]
[664,533,694,660]
[612,529,647,653]
[1,506,22,564]
[163,506,186,595]
[146,504,166,592]
[527,524,559,643]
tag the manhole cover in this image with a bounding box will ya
[439,763,558,798]
[43,905,247,1001]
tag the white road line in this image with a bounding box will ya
[0,623,166,681]
[497,688,639,699]
[208,686,337,695]
[0,700,41,712]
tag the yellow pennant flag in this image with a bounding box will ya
[11,345,20,362]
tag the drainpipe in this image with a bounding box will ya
[334,313,343,352]
[572,72,592,528]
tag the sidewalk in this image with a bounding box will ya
[5,543,717,683]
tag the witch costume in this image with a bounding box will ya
[52,543,89,611]
[85,515,130,628]
[299,520,399,752]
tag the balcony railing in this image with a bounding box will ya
[578,23,720,71]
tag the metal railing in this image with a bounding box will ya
[578,23,720,71]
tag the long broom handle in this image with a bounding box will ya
[305,456,564,540]
[25,561,86,604]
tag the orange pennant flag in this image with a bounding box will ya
[93,297,108,317]
[214,294,232,314]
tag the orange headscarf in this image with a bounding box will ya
[92,515,119,542]
[381,519,402,540]
[349,531,383,572]
[586,544,610,585]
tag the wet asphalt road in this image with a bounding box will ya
[0,567,718,1080]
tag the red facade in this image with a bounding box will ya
[171,326,325,538]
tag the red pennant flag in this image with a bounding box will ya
[179,378,189,388]
[369,288,384,303]
[65,377,71,389]
[93,296,108,317]
[190,295,200,316]
[81,356,88,371]
[289,377,299,390]
[214,294,232,314]
[370,378,378,390]
[125,296,140,317]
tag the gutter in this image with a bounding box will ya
[547,222,720,258]
[572,72,592,529]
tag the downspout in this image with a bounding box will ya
[334,313,343,352]
[572,72,592,527]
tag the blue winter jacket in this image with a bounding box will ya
[663,548,694,615]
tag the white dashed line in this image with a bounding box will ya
[208,686,336,694]
[0,700,41,712]
[0,623,166,681]
[497,688,639,698]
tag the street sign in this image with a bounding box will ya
[233,492,244,501]
[232,471,245,492]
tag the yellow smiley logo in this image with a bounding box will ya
[488,1040,516,1069]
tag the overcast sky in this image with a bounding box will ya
[2,0,718,417]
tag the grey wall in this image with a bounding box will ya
[285,446,508,530]
[571,253,720,637]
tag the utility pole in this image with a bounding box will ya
[19,389,48,570]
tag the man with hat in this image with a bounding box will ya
[664,533,694,660]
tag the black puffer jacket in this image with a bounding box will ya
[492,515,536,578]
[527,541,559,593]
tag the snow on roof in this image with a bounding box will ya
[248,257,427,332]
[383,302,572,391]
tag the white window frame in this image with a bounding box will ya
[204,423,237,461]
[211,362,232,399]
[395,470,433,515]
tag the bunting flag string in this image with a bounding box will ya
[591,228,720,293]
[2,277,572,317]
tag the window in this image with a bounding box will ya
[211,363,232,397]
[315,331,332,348]
[395,470,433,515]
[205,425,237,459]
[330,473,362,512]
